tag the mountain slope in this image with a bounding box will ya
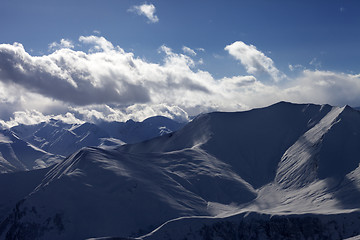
[11,120,109,157]
[0,168,49,222]
[11,116,186,157]
[0,146,257,239]
[123,102,334,188]
[141,211,360,240]
[0,130,62,173]
[97,116,186,144]
[1,102,360,239]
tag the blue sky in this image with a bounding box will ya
[0,0,360,125]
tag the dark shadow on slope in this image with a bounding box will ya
[331,174,360,209]
[201,102,333,189]
[120,102,334,189]
[317,107,360,179]
[0,167,49,222]
[318,106,360,209]
[141,211,360,240]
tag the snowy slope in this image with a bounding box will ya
[1,102,360,239]
[141,210,360,240]
[11,116,185,157]
[11,120,110,157]
[0,130,63,173]
[0,168,49,222]
[137,103,360,239]
[0,146,256,239]
[1,116,184,172]
[122,102,334,188]
[97,116,186,144]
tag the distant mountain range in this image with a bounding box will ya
[0,129,61,172]
[0,116,185,173]
[1,102,360,239]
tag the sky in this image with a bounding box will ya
[0,0,360,126]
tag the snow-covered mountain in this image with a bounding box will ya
[11,120,110,157]
[0,167,49,223]
[98,116,186,144]
[1,102,360,239]
[0,129,63,173]
[11,116,185,157]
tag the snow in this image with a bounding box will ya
[140,210,360,240]
[1,102,360,239]
[0,116,184,173]
[0,130,63,173]
[0,167,49,222]
[10,116,185,158]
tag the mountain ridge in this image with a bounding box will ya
[1,102,360,239]
[0,116,185,173]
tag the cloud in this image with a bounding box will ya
[71,104,189,123]
[182,46,196,56]
[1,36,360,127]
[0,109,84,128]
[128,3,159,23]
[0,40,150,106]
[0,36,232,119]
[288,64,304,72]
[79,35,114,52]
[283,70,360,107]
[225,41,285,82]
[309,57,321,69]
[49,39,74,51]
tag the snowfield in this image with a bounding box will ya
[0,102,360,239]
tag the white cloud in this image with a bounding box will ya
[182,46,196,56]
[0,110,84,128]
[0,39,150,106]
[128,3,159,23]
[0,37,237,121]
[1,36,360,127]
[49,39,74,51]
[79,35,115,52]
[159,45,173,55]
[283,70,360,107]
[288,64,304,72]
[71,104,189,123]
[225,41,286,82]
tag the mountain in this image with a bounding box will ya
[11,119,110,157]
[0,167,49,223]
[1,116,184,173]
[1,102,360,239]
[0,129,63,173]
[11,116,186,157]
[97,116,186,144]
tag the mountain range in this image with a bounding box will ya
[0,116,185,173]
[1,102,360,239]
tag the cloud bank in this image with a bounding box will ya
[0,36,359,127]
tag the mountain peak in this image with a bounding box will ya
[2,102,360,239]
